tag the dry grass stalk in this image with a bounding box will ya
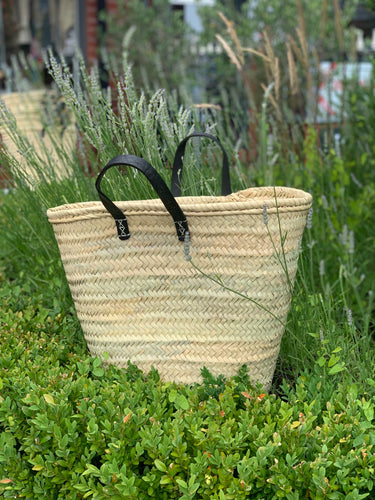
[310,47,321,121]
[287,34,305,66]
[312,47,320,74]
[287,42,299,95]
[262,31,276,67]
[296,0,307,46]
[295,27,309,68]
[216,14,255,106]
[192,103,222,111]
[274,57,280,102]
[287,28,313,104]
[261,83,278,110]
[293,2,314,117]
[241,47,271,63]
[320,0,328,46]
[218,11,245,66]
[260,31,280,102]
[333,0,344,54]
[216,6,320,115]
[215,34,243,71]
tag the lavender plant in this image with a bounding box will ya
[0,54,242,298]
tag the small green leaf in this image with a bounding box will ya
[328,355,340,368]
[160,476,172,485]
[92,367,104,377]
[347,384,358,400]
[168,389,178,403]
[93,358,101,368]
[175,394,189,410]
[290,421,301,429]
[82,464,100,477]
[353,434,366,447]
[176,478,188,489]
[317,356,326,367]
[363,404,374,422]
[44,394,56,406]
[328,363,345,375]
[92,358,104,377]
[307,332,319,338]
[154,459,167,472]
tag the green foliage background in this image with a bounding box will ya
[0,0,374,497]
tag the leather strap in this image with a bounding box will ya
[171,132,231,197]
[96,155,189,241]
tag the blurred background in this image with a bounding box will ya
[2,1,375,108]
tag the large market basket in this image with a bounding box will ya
[47,133,312,390]
[0,89,75,185]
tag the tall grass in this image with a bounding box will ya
[213,7,374,396]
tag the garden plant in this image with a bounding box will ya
[0,0,374,498]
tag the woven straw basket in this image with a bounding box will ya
[48,133,312,390]
[0,90,75,181]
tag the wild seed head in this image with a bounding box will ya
[307,240,316,249]
[319,329,325,344]
[263,203,268,225]
[345,307,353,327]
[339,224,348,247]
[267,134,274,160]
[327,216,336,236]
[348,230,355,255]
[306,207,313,230]
[298,235,303,254]
[350,172,363,189]
[321,194,328,210]
[261,82,275,110]
[319,259,325,276]
[184,231,192,262]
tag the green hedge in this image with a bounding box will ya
[0,295,374,499]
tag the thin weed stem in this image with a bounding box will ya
[187,258,314,361]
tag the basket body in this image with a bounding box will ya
[48,186,312,389]
[0,90,75,182]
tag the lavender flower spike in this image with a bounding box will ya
[263,203,269,225]
[306,207,313,230]
[184,230,192,262]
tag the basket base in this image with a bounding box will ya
[88,337,281,391]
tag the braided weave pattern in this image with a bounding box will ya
[0,90,75,179]
[48,187,312,390]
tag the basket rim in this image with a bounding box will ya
[47,186,313,223]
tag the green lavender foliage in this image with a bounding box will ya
[0,54,243,286]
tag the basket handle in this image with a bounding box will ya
[171,132,231,197]
[95,154,189,242]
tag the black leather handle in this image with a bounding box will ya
[171,132,231,197]
[95,154,189,241]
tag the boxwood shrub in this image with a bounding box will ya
[0,293,374,499]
